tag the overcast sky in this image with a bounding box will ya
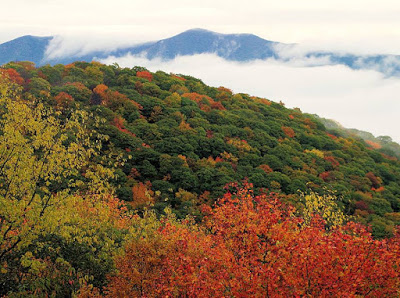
[3,0,400,53]
[2,0,400,142]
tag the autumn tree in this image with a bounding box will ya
[300,190,350,229]
[136,71,153,82]
[53,91,74,109]
[107,184,400,296]
[0,77,115,295]
[0,68,24,85]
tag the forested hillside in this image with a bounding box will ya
[0,61,399,296]
[316,115,400,159]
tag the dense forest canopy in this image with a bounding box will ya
[0,61,399,296]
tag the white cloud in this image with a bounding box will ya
[100,53,400,143]
[44,33,147,60]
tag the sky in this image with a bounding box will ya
[2,0,400,142]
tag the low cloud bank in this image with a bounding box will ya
[44,33,149,60]
[100,53,400,143]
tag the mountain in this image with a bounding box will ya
[0,35,52,66]
[2,29,400,76]
[0,29,283,66]
[118,28,282,61]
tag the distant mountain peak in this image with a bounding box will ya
[0,35,52,66]
[1,30,400,77]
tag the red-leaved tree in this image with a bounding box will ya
[106,184,400,297]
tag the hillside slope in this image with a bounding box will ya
[1,60,400,238]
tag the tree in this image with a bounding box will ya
[0,77,115,295]
[107,184,400,296]
[0,68,24,85]
[299,190,349,229]
[136,71,153,82]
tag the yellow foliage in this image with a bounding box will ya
[164,92,182,108]
[175,188,197,202]
[304,148,325,159]
[0,77,114,268]
[226,138,253,154]
[300,190,350,229]
[220,151,238,163]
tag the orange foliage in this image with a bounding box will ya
[141,143,151,148]
[65,63,75,69]
[178,120,192,131]
[131,182,154,208]
[365,140,382,149]
[136,71,153,82]
[251,96,271,106]
[37,70,47,80]
[93,84,108,97]
[215,157,224,163]
[54,92,73,108]
[217,86,232,94]
[303,118,316,129]
[198,190,212,205]
[324,155,340,168]
[210,101,225,110]
[381,153,398,161]
[326,133,338,140]
[366,172,381,188]
[372,186,385,192]
[282,126,296,138]
[177,155,189,167]
[259,164,273,173]
[63,63,75,76]
[226,138,252,153]
[94,84,142,110]
[65,81,87,90]
[216,87,232,102]
[128,168,140,178]
[13,61,35,71]
[320,171,333,182]
[182,92,205,103]
[106,223,231,297]
[112,116,136,137]
[0,68,24,85]
[107,184,400,297]
[171,74,186,81]
[182,92,226,111]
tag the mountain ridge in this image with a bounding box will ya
[0,35,52,66]
[2,29,400,76]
